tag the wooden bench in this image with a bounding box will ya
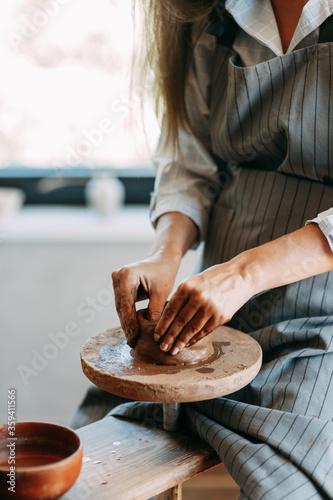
[61,415,221,500]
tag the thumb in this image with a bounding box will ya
[147,292,167,322]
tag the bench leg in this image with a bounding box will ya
[163,403,182,431]
[164,484,182,499]
[162,403,183,499]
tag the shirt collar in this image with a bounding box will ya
[223,0,333,55]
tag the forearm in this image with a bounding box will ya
[238,223,333,295]
[149,212,199,264]
[154,223,333,353]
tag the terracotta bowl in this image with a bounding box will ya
[0,422,83,500]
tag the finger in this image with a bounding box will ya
[154,292,188,344]
[112,269,140,346]
[187,317,220,346]
[157,300,198,352]
[123,300,140,347]
[168,309,209,354]
[147,288,168,323]
[186,330,207,346]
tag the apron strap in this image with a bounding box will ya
[206,1,238,48]
[319,14,333,43]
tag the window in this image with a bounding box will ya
[1,0,159,174]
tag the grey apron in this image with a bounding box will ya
[190,28,333,500]
[109,23,333,500]
[72,10,333,500]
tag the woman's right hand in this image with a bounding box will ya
[111,255,179,347]
[112,211,199,347]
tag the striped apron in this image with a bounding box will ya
[109,24,333,500]
[72,10,333,500]
[188,27,333,500]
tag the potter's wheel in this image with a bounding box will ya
[81,325,262,403]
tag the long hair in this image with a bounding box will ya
[133,0,215,153]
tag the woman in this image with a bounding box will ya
[76,1,333,498]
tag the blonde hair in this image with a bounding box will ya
[133,0,215,153]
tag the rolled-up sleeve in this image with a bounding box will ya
[149,29,219,248]
[305,207,333,251]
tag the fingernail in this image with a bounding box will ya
[154,334,161,342]
[160,343,169,351]
[170,347,179,356]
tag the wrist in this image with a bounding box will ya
[147,247,182,274]
[229,250,261,297]
[149,244,182,265]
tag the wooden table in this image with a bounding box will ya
[61,416,221,500]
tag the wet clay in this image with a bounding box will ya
[131,309,214,366]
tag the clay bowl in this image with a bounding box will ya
[0,422,83,500]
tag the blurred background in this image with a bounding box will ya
[0,0,200,426]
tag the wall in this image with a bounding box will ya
[0,206,200,425]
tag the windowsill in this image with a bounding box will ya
[0,167,155,206]
[0,205,155,244]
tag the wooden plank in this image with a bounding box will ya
[61,416,221,500]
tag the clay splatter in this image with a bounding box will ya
[196,367,215,374]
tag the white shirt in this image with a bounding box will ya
[227,0,333,59]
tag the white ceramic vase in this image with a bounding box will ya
[85,176,125,216]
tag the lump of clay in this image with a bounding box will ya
[131,309,215,366]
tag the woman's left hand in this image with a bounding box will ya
[154,223,333,355]
[153,257,255,355]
